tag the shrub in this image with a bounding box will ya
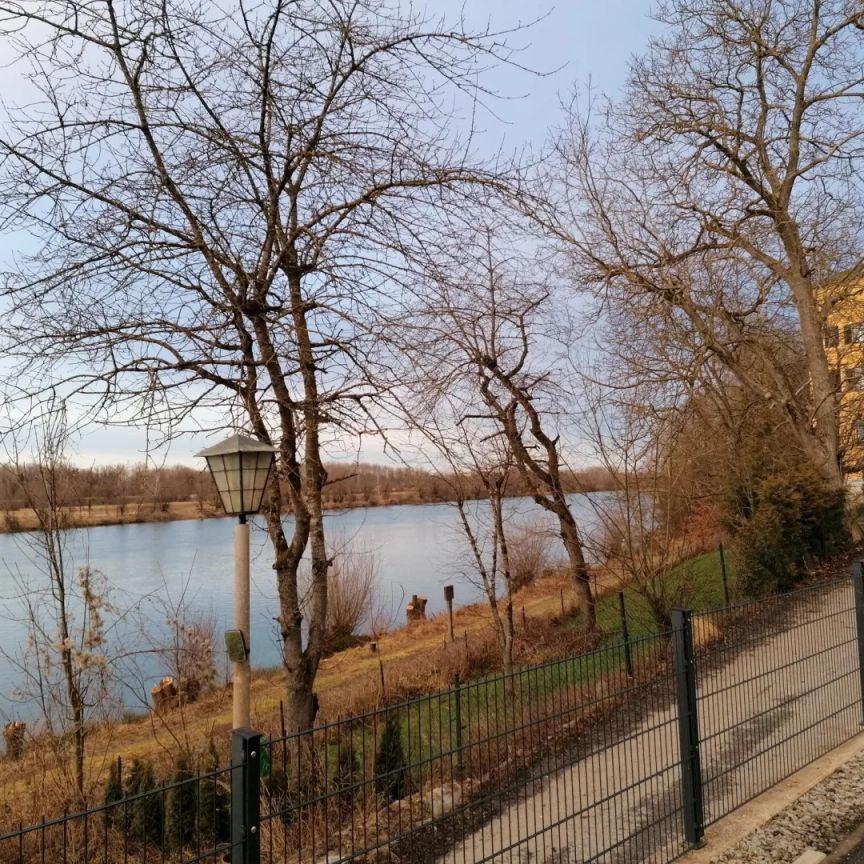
[197,745,231,845]
[321,540,378,650]
[374,712,407,803]
[102,756,123,827]
[731,463,848,596]
[508,521,550,590]
[165,753,196,850]
[333,741,361,807]
[125,758,163,844]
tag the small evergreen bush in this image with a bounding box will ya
[125,758,163,844]
[102,756,123,827]
[731,463,848,596]
[374,712,407,803]
[197,742,230,844]
[333,741,361,808]
[165,753,196,850]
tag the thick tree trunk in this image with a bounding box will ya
[786,269,844,491]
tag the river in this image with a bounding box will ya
[0,494,603,720]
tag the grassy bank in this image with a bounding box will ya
[0,548,737,826]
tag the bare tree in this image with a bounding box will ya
[545,0,864,491]
[0,409,117,805]
[0,0,524,732]
[578,385,710,632]
[398,226,597,628]
[405,412,519,677]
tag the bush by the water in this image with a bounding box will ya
[729,463,848,596]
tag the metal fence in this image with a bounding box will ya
[2,569,863,864]
[0,760,235,863]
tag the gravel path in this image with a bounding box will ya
[709,747,864,863]
[439,580,860,864]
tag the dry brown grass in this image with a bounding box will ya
[0,570,594,821]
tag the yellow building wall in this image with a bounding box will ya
[823,281,864,476]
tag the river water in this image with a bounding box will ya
[0,495,602,719]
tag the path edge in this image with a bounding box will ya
[679,730,864,863]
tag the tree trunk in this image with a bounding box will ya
[785,270,844,490]
[491,491,516,680]
[560,514,596,630]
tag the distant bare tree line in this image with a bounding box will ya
[0,460,616,515]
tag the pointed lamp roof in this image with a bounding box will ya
[195,433,277,458]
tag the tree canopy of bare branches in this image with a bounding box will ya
[546,0,864,490]
[0,0,524,732]
[397,226,597,627]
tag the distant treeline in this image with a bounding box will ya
[0,461,616,512]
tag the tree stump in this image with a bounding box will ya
[151,676,179,713]
[406,595,428,624]
[4,721,26,760]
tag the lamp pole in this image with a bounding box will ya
[196,433,276,731]
[234,512,251,729]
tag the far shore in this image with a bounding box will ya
[0,491,483,535]
[0,486,616,536]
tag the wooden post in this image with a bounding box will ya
[618,590,634,678]
[444,585,455,642]
[378,657,386,702]
[719,543,730,607]
[560,588,566,617]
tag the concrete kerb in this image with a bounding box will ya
[793,851,827,864]
[679,730,864,864]
[824,819,864,863]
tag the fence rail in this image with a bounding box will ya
[2,570,863,864]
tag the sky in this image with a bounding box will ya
[0,0,659,467]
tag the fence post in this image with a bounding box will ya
[852,563,864,725]
[672,608,705,849]
[231,728,262,864]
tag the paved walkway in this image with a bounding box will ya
[439,581,860,864]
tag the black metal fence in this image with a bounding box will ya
[0,760,235,863]
[2,570,863,864]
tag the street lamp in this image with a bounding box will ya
[196,433,276,729]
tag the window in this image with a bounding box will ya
[847,368,864,391]
[824,325,839,348]
[845,323,864,344]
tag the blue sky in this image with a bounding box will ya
[1,1,659,466]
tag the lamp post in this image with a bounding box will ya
[196,434,276,729]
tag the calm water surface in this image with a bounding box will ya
[0,495,601,718]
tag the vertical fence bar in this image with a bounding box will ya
[231,729,262,864]
[672,608,705,848]
[618,591,634,678]
[852,562,864,724]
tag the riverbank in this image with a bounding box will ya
[0,548,736,819]
[0,567,595,811]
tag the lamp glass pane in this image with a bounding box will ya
[209,452,243,515]
[246,450,274,512]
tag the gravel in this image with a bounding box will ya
[709,748,864,863]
